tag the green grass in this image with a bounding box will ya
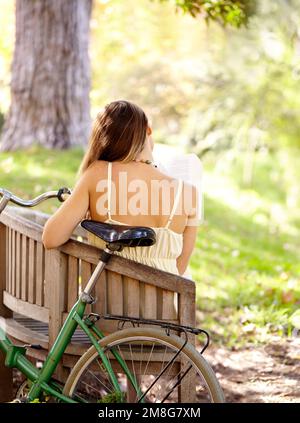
[1,145,300,349]
[0,144,84,214]
[191,149,300,348]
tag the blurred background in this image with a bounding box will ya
[0,0,299,365]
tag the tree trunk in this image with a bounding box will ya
[0,0,92,151]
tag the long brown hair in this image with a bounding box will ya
[77,100,148,178]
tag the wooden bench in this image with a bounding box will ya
[0,206,196,402]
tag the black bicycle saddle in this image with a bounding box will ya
[80,219,156,247]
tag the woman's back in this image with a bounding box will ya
[88,160,187,230]
[87,160,188,275]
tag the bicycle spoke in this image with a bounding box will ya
[128,344,138,386]
[139,342,144,377]
[141,342,155,381]
[88,368,113,393]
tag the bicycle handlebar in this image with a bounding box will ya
[0,186,72,214]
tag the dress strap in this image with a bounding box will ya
[107,161,112,220]
[165,179,183,229]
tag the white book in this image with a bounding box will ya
[153,144,204,224]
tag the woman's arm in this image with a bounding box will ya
[42,171,90,249]
[176,184,199,276]
[177,225,198,276]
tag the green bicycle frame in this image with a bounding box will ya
[0,248,141,403]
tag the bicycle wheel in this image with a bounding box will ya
[63,327,225,403]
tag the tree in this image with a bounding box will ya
[0,0,252,151]
[0,0,92,151]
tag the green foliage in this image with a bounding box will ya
[158,0,255,27]
[30,398,40,403]
[30,398,45,403]
[97,391,125,403]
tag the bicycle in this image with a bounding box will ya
[0,187,225,403]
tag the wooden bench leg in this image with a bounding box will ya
[178,363,196,403]
[126,374,141,403]
[0,351,13,402]
[179,336,196,403]
[178,291,197,402]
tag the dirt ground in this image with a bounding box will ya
[203,337,300,403]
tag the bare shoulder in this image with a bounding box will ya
[83,160,107,181]
[86,160,107,174]
[74,161,107,193]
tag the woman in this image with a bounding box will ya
[42,100,198,277]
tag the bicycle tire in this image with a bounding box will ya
[63,327,225,403]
